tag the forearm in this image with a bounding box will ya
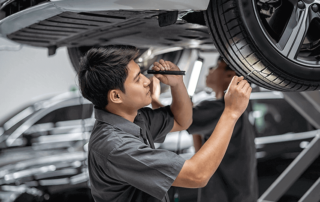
[189,110,238,182]
[173,76,252,188]
[192,134,202,153]
[170,82,193,128]
[151,99,164,109]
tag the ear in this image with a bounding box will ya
[109,90,123,104]
[226,70,236,78]
[224,71,236,85]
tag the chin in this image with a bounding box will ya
[141,97,152,108]
[146,98,152,105]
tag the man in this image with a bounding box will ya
[189,57,258,202]
[152,56,257,202]
[78,45,252,202]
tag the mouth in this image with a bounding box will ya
[147,90,150,95]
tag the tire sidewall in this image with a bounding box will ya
[238,0,320,81]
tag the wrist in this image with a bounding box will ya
[151,99,160,105]
[222,109,240,121]
[169,79,184,88]
[151,95,160,101]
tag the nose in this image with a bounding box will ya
[143,75,151,87]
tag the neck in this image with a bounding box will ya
[105,104,138,122]
[211,84,228,99]
[215,90,225,99]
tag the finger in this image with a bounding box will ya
[152,65,161,71]
[167,61,179,71]
[226,76,236,93]
[245,83,251,92]
[246,87,252,96]
[153,62,165,70]
[152,62,162,71]
[241,82,250,92]
[165,61,171,70]
[236,76,244,85]
[229,76,240,88]
[149,77,153,87]
[153,76,160,84]
[150,76,156,83]
[154,74,164,80]
[159,59,168,70]
[237,79,248,89]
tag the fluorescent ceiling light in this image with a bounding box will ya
[187,59,203,97]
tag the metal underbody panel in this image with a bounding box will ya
[51,0,210,12]
[0,0,213,49]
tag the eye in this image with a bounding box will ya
[136,77,140,82]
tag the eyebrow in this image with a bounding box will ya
[133,70,141,81]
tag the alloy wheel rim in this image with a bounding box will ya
[253,0,320,67]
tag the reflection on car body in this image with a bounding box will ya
[1,0,319,91]
[0,89,319,201]
[0,92,94,168]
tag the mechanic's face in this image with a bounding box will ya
[206,60,235,92]
[120,60,152,110]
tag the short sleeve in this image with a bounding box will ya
[187,100,224,135]
[106,136,185,200]
[140,106,174,143]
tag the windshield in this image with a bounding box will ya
[0,95,53,131]
[0,109,38,148]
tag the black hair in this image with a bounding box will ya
[78,45,139,109]
[218,56,233,71]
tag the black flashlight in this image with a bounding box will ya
[147,70,185,75]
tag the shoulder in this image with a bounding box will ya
[139,106,153,115]
[89,121,134,157]
[139,106,172,118]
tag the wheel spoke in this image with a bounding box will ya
[287,0,299,5]
[276,5,314,60]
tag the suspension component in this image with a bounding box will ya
[297,1,306,9]
[257,2,274,17]
[311,4,319,12]
[257,0,281,17]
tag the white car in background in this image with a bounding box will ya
[1,0,320,91]
[0,90,318,202]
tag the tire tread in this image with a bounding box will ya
[204,0,320,91]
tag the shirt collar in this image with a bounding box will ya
[94,107,142,137]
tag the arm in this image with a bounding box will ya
[151,99,164,109]
[172,76,252,188]
[150,77,203,150]
[192,134,203,153]
[152,60,193,132]
[150,76,164,109]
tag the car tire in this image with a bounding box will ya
[204,0,320,91]
[67,46,92,73]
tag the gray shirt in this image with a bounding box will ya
[88,106,185,202]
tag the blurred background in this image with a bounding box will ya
[1,38,320,202]
[0,38,76,122]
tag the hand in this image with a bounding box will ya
[149,76,161,101]
[152,59,183,87]
[224,76,252,119]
